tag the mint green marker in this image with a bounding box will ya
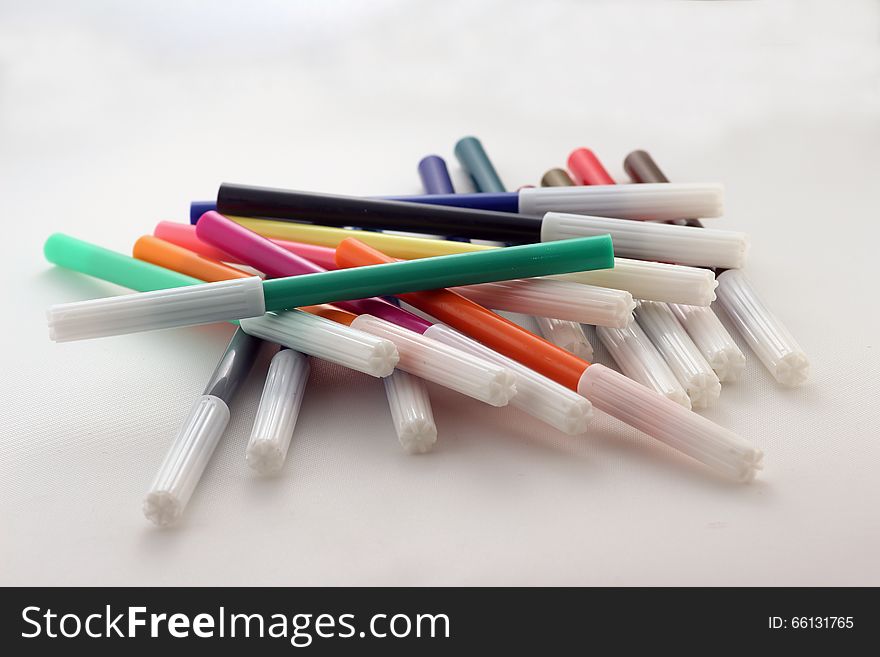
[45,232,614,342]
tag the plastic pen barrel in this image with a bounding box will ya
[45,233,202,291]
[541,168,575,187]
[190,201,217,222]
[715,270,809,386]
[418,155,456,195]
[143,328,262,526]
[156,221,338,270]
[133,235,252,282]
[568,148,615,186]
[454,136,506,192]
[215,184,539,241]
[247,348,311,474]
[633,301,721,409]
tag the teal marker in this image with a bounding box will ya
[454,136,506,193]
[44,232,614,342]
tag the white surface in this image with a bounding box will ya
[1,0,879,585]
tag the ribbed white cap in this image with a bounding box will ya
[247,349,311,474]
[424,323,593,435]
[535,317,594,360]
[143,394,230,526]
[453,278,634,328]
[716,270,809,387]
[634,301,721,409]
[541,213,749,269]
[518,183,724,221]
[352,315,516,407]
[669,303,746,382]
[553,257,717,306]
[578,364,763,482]
[596,322,691,409]
[48,276,266,342]
[240,310,398,378]
[383,370,437,454]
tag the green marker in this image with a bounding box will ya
[44,232,614,342]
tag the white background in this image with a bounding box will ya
[1,0,878,586]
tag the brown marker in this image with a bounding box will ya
[541,168,575,187]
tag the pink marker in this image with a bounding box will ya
[155,221,337,270]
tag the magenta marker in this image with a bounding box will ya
[195,212,431,333]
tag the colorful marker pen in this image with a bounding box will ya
[46,232,614,342]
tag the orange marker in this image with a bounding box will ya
[133,235,253,282]
[333,238,590,390]
[299,304,358,326]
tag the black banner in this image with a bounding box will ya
[1,587,874,654]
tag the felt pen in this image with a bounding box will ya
[46,232,614,342]
[143,327,263,526]
[214,183,731,251]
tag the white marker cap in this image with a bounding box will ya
[143,394,230,526]
[596,321,691,409]
[454,278,634,327]
[241,310,399,378]
[383,370,437,454]
[634,301,721,409]
[48,276,265,342]
[518,182,724,221]
[715,270,809,387]
[578,364,763,482]
[351,315,516,407]
[668,303,746,382]
[554,257,717,307]
[541,213,749,269]
[247,349,311,474]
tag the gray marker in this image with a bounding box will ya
[143,328,263,526]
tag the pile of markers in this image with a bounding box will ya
[44,139,809,526]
